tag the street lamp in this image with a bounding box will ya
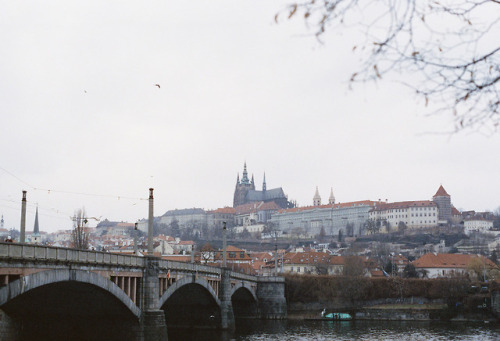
[222,221,227,268]
[134,223,138,255]
[274,230,278,276]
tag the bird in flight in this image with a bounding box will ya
[154,84,160,88]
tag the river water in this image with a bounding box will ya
[167,320,500,341]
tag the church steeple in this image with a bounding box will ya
[262,172,267,192]
[313,187,321,206]
[236,173,240,185]
[328,188,335,205]
[33,206,40,235]
[32,206,41,244]
[0,215,4,229]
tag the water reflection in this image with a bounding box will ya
[167,319,500,341]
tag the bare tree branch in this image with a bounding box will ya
[281,0,500,133]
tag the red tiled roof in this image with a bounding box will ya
[208,207,236,214]
[235,202,262,215]
[276,200,378,214]
[116,223,135,227]
[214,245,251,261]
[328,256,347,265]
[413,253,495,269]
[433,185,450,197]
[258,201,281,211]
[371,201,436,212]
[284,252,333,265]
[451,207,461,216]
[370,270,385,278]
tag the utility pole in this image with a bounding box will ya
[222,221,227,268]
[20,191,27,243]
[147,188,154,255]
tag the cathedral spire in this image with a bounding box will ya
[328,187,335,205]
[236,173,240,185]
[263,172,267,192]
[241,162,250,185]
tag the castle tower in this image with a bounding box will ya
[313,187,321,206]
[328,188,335,205]
[433,185,451,223]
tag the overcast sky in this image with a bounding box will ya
[1,0,499,233]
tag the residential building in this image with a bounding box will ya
[464,217,494,235]
[369,201,439,230]
[159,208,207,228]
[206,207,235,229]
[214,246,252,265]
[412,253,496,278]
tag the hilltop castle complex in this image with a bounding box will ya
[233,163,293,209]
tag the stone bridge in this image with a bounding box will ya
[0,243,286,340]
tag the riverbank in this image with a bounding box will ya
[287,303,498,322]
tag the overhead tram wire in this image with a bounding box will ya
[0,165,147,202]
[0,198,73,221]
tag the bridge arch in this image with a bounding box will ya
[230,282,257,302]
[159,275,221,308]
[159,275,221,329]
[0,269,141,319]
[231,282,259,319]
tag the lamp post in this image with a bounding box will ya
[134,223,138,255]
[191,241,195,264]
[274,230,278,276]
[222,221,227,268]
[147,188,154,256]
[20,191,27,243]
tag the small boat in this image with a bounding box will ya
[324,312,352,320]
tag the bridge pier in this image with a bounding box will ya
[257,277,287,319]
[141,256,168,341]
[219,268,235,330]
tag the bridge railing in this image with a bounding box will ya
[229,271,259,283]
[158,259,222,278]
[0,242,145,267]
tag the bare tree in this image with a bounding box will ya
[343,256,366,277]
[281,1,500,133]
[71,208,90,250]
